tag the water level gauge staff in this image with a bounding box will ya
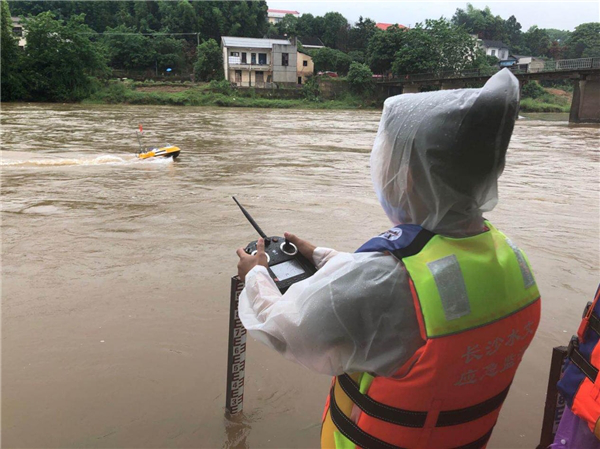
[235,69,541,449]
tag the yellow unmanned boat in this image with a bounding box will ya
[135,124,180,160]
[137,145,180,160]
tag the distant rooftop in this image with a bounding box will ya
[376,22,407,30]
[221,36,292,49]
[267,9,300,19]
[480,39,509,49]
[268,9,300,14]
[298,36,324,48]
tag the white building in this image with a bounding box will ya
[11,17,26,49]
[267,9,299,24]
[479,39,510,60]
[221,36,298,87]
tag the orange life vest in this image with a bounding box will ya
[558,284,600,437]
[321,222,541,449]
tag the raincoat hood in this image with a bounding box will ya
[371,69,520,236]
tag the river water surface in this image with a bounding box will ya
[1,103,599,449]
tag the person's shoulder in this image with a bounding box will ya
[356,224,425,254]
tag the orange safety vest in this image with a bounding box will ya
[321,222,541,449]
[558,284,600,437]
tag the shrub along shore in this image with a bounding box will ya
[83,79,571,113]
[81,79,382,110]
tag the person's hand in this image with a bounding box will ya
[284,232,316,261]
[236,238,269,282]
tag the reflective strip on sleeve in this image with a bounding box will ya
[505,239,535,289]
[427,255,471,322]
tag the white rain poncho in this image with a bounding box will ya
[239,69,520,377]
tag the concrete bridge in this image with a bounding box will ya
[378,58,600,123]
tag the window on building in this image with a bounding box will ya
[282,53,289,66]
[241,53,247,64]
[230,52,239,57]
[298,76,302,84]
[303,60,308,67]
[491,49,496,56]
[258,53,267,65]
[251,53,257,64]
[235,70,242,83]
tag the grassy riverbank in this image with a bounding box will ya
[519,85,572,113]
[83,79,572,113]
[83,80,379,110]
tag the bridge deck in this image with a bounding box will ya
[379,57,600,86]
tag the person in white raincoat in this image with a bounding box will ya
[235,69,537,448]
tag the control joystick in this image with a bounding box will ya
[233,197,317,293]
[281,238,298,256]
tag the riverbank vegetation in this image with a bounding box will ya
[84,79,380,110]
[519,81,572,113]
[2,1,599,109]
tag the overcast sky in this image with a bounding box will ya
[266,1,599,32]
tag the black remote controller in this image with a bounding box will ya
[233,197,317,293]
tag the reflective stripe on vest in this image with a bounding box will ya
[558,284,600,434]
[321,222,541,449]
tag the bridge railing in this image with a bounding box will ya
[543,57,600,71]
[384,57,600,84]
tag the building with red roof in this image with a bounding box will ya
[268,9,300,24]
[376,22,407,30]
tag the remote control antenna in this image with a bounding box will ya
[232,196,268,238]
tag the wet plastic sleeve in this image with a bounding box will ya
[238,251,424,377]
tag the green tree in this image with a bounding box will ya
[547,41,564,60]
[1,0,25,100]
[311,47,352,75]
[347,61,374,93]
[277,13,298,37]
[265,24,280,38]
[367,25,406,74]
[348,50,366,64]
[521,81,546,99]
[545,28,571,44]
[451,4,507,42]
[297,13,317,37]
[348,16,377,53]
[503,15,523,48]
[391,19,485,75]
[321,12,349,50]
[21,12,107,101]
[523,25,551,56]
[226,0,267,37]
[102,25,154,70]
[153,35,185,72]
[565,22,600,58]
[177,0,197,35]
[133,0,160,32]
[194,38,223,81]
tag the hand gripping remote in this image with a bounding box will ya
[244,236,316,292]
[233,197,316,293]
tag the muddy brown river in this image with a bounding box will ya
[1,103,599,449]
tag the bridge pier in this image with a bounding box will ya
[402,84,420,94]
[441,81,465,90]
[570,76,600,123]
